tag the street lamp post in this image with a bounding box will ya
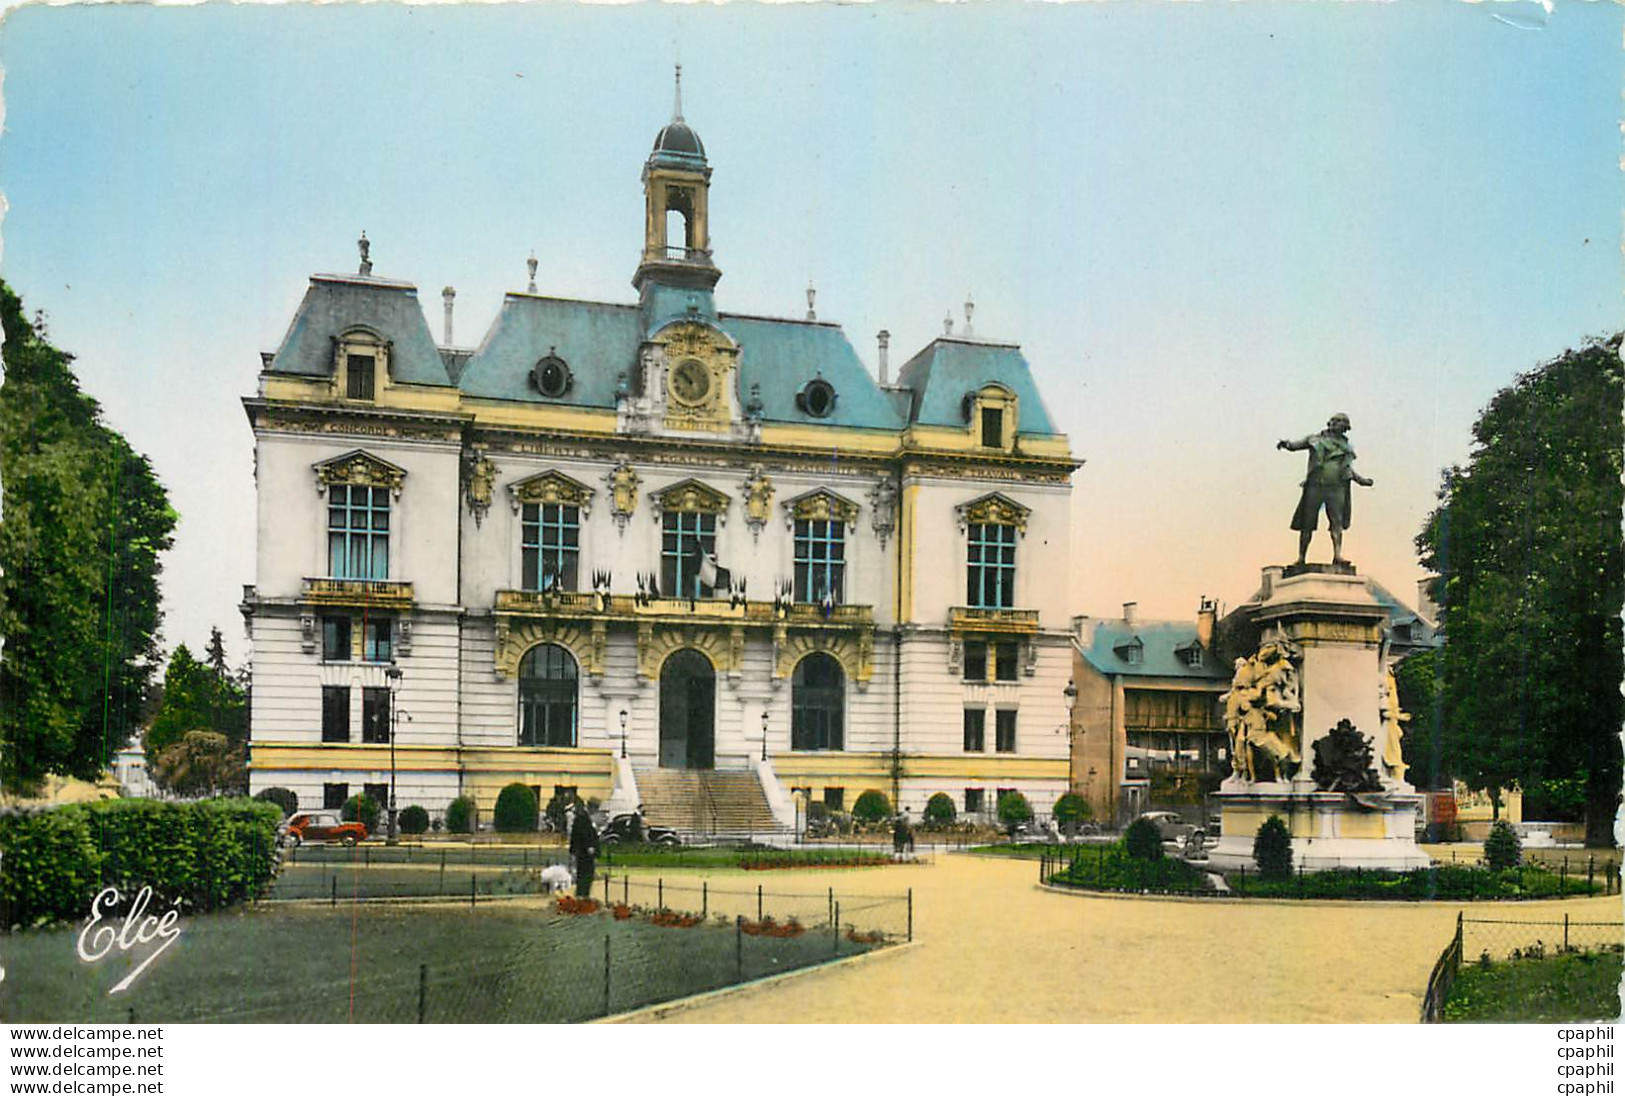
[385,664,403,845]
[760,707,769,761]
[619,708,629,759]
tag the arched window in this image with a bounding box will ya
[791,653,845,751]
[519,644,578,748]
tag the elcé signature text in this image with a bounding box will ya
[76,885,183,995]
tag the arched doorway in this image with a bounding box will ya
[791,652,845,750]
[659,649,715,769]
[518,643,578,747]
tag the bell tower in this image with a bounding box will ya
[634,66,722,298]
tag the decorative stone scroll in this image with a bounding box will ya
[649,478,730,523]
[507,469,594,516]
[782,487,860,532]
[635,624,741,681]
[953,491,1029,535]
[313,450,407,499]
[771,629,875,689]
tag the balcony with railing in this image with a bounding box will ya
[493,589,872,631]
[949,606,1041,635]
[301,577,415,609]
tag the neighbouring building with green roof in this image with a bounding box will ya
[241,74,1081,835]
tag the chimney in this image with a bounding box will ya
[1261,565,1284,599]
[806,281,817,322]
[1196,596,1217,649]
[963,293,975,337]
[1122,601,1137,627]
[877,330,891,385]
[441,286,456,345]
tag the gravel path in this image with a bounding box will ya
[631,854,1622,1023]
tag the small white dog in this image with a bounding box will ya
[539,863,575,894]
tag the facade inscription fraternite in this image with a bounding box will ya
[241,74,1080,829]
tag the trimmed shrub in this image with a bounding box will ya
[398,805,430,835]
[445,796,476,835]
[494,783,540,833]
[923,792,956,827]
[342,794,381,834]
[1053,793,1092,827]
[254,786,299,818]
[1124,817,1164,861]
[805,800,829,824]
[544,789,578,834]
[1,798,280,928]
[1484,820,1523,871]
[1253,815,1293,881]
[997,790,1033,833]
[852,790,892,825]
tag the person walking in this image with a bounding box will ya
[569,800,600,899]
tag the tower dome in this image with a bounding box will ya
[649,65,707,169]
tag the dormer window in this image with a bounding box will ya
[981,407,1003,448]
[534,350,573,399]
[1180,645,1203,668]
[1115,637,1144,665]
[797,378,837,419]
[347,354,376,400]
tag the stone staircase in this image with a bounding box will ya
[635,769,783,840]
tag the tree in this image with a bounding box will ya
[494,783,539,833]
[145,637,247,787]
[1393,648,1447,790]
[151,731,246,798]
[1252,816,1293,881]
[0,282,177,791]
[1416,335,1623,847]
[996,790,1032,834]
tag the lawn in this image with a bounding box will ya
[0,900,886,1023]
[1442,950,1623,1023]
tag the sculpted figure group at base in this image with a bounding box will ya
[1222,639,1303,783]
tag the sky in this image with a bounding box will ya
[0,1,1618,661]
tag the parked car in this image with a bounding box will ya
[1134,810,1202,846]
[283,811,368,847]
[598,813,681,846]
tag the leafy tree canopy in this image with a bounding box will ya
[151,730,246,798]
[145,637,246,773]
[1416,334,1623,846]
[0,282,176,791]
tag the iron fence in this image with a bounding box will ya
[1421,912,1623,1023]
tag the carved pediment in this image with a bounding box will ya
[783,488,860,530]
[650,478,730,520]
[313,450,407,498]
[954,491,1030,534]
[507,470,595,515]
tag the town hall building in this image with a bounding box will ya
[242,79,1080,832]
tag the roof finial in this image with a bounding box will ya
[806,280,817,321]
[943,310,954,336]
[527,251,538,294]
[963,292,975,337]
[672,64,684,123]
[358,230,372,277]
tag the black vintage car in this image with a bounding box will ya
[599,813,681,846]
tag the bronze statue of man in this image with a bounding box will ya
[1277,413,1374,566]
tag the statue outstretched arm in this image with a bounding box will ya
[1277,437,1308,451]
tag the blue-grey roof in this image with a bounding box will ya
[894,337,1059,436]
[719,313,904,431]
[267,275,452,386]
[456,292,906,430]
[1366,580,1442,648]
[1079,620,1230,680]
[459,295,643,408]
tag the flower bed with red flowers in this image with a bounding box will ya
[845,928,885,946]
[612,903,633,920]
[739,916,805,938]
[648,909,702,929]
[555,895,600,915]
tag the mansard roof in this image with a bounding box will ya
[893,336,1058,436]
[455,292,906,431]
[267,274,453,387]
[1079,619,1229,681]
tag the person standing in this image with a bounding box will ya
[1277,413,1375,566]
[569,801,600,899]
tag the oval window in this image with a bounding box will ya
[799,379,836,418]
[534,351,572,399]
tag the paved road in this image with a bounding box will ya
[626,854,1622,1023]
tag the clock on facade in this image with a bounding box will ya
[669,358,711,405]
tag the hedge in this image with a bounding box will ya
[445,796,477,835]
[0,798,282,929]
[494,783,539,833]
[398,805,430,835]
[852,790,891,825]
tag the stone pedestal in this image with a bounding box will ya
[1208,566,1432,873]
